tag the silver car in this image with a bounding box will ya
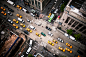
[48,32,53,36]
[57,38,63,43]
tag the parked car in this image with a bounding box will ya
[48,32,53,36]
[20,23,25,28]
[66,48,72,53]
[8,11,13,16]
[24,30,29,35]
[53,39,58,44]
[46,26,52,31]
[29,25,36,30]
[57,38,64,43]
[54,9,58,13]
[8,8,14,12]
[4,4,8,8]
[30,13,35,17]
[41,32,46,36]
[29,40,33,47]
[27,19,31,23]
[66,43,72,48]
[1,11,6,16]
[77,50,83,55]
[26,28,32,33]
[48,41,54,46]
[18,18,24,23]
[36,32,41,37]
[26,47,32,54]
[58,46,65,52]
[16,14,22,18]
[13,19,19,23]
[0,7,6,11]
[13,24,18,29]
[16,5,22,9]
[8,19,13,24]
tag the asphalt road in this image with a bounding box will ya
[0,1,86,57]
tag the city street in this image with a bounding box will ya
[0,0,86,57]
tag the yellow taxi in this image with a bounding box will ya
[48,13,51,18]
[66,48,72,53]
[13,19,19,23]
[16,14,22,18]
[1,7,6,11]
[1,11,6,15]
[26,28,32,33]
[36,33,41,37]
[20,23,25,27]
[53,39,58,44]
[66,43,72,48]
[48,41,54,46]
[13,24,18,29]
[16,5,22,9]
[58,47,65,52]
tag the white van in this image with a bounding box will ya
[26,47,32,54]
[18,18,24,23]
[29,40,33,47]
[54,9,58,13]
[29,25,36,30]
[7,0,15,6]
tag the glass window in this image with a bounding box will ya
[72,21,78,27]
[32,1,34,5]
[65,17,70,23]
[35,0,37,7]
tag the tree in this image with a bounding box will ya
[60,3,65,12]
[28,54,34,57]
[67,29,73,35]
[74,34,81,40]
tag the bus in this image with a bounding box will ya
[48,14,55,22]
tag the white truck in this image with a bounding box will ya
[7,0,15,6]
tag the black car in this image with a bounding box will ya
[4,4,8,8]
[46,26,52,31]
[77,50,83,55]
[8,8,14,12]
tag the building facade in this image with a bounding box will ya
[60,0,86,37]
[24,0,51,12]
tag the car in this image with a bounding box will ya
[8,19,13,24]
[53,39,58,44]
[16,14,22,18]
[27,19,31,23]
[13,24,18,29]
[8,11,13,16]
[29,25,36,30]
[41,32,46,36]
[54,9,58,13]
[18,18,24,23]
[48,13,51,18]
[57,38,64,43]
[29,40,33,47]
[20,23,25,27]
[0,7,6,11]
[66,48,72,53]
[26,28,32,33]
[30,13,35,17]
[16,5,22,9]
[48,41,54,46]
[8,8,14,12]
[48,32,53,36]
[4,4,8,8]
[24,30,29,35]
[77,50,83,55]
[36,33,41,37]
[13,19,19,23]
[66,43,72,48]
[58,47,65,52]
[46,26,52,31]
[1,11,6,16]
[26,47,32,54]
